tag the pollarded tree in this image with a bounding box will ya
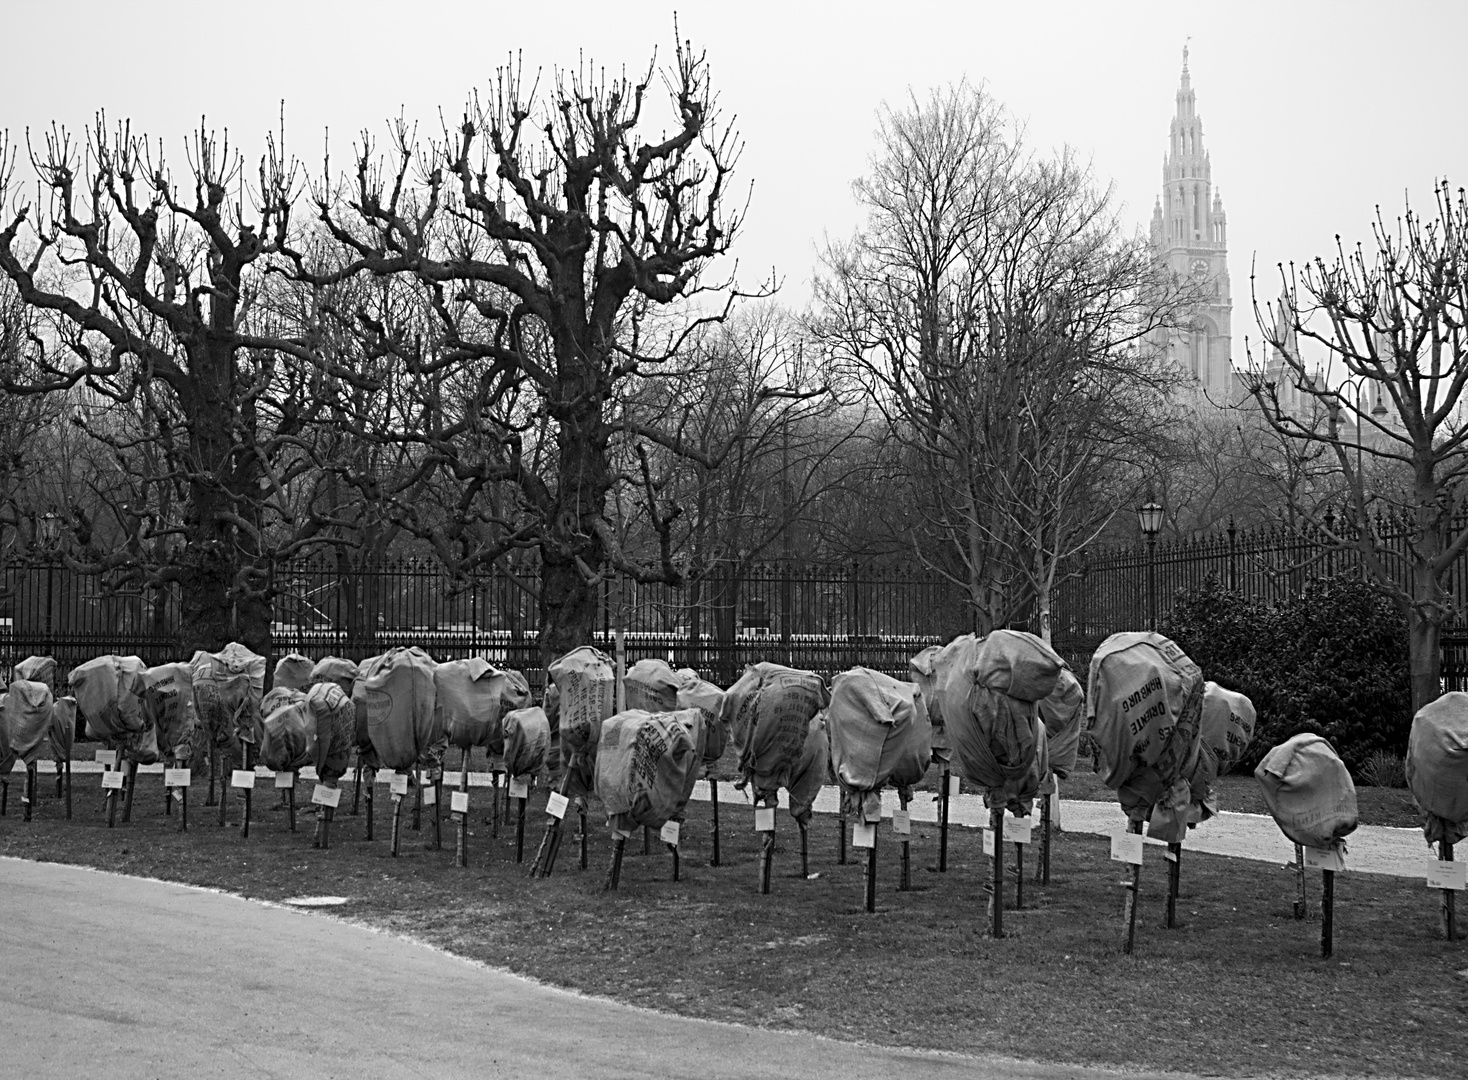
[300,36,757,664]
[1245,180,1468,711]
[0,120,354,656]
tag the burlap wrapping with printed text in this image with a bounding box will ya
[1406,691,1468,845]
[1187,682,1256,823]
[931,631,1062,813]
[827,667,932,813]
[722,662,829,805]
[140,662,198,763]
[1255,732,1358,851]
[306,682,356,784]
[547,647,615,797]
[594,708,703,834]
[261,686,305,718]
[502,706,551,779]
[675,669,727,766]
[1086,631,1204,842]
[355,647,443,774]
[624,659,683,713]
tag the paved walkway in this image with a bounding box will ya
[15,761,1432,878]
[0,857,1209,1080]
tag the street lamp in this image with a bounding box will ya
[1137,498,1164,631]
[39,511,61,651]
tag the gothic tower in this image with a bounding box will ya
[1150,46,1235,403]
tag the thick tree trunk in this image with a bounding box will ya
[538,550,603,671]
[1408,607,1444,715]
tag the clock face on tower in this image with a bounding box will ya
[1190,258,1210,278]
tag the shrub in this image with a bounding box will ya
[1355,750,1408,790]
[1161,575,1412,774]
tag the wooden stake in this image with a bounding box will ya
[837,802,848,865]
[320,802,332,849]
[1166,842,1182,928]
[240,745,252,839]
[864,823,878,913]
[350,759,363,815]
[391,793,403,857]
[1293,843,1308,919]
[411,767,422,831]
[515,795,526,863]
[799,818,809,878]
[606,833,627,891]
[759,805,776,895]
[1014,840,1024,910]
[990,808,1005,938]
[1038,786,1051,885]
[669,840,680,882]
[579,807,588,870]
[709,776,721,867]
[1122,818,1143,954]
[365,768,375,841]
[23,763,35,822]
[1321,868,1335,958]
[121,758,137,824]
[456,748,469,868]
[1441,840,1456,942]
[64,759,72,820]
[287,782,296,833]
[180,779,188,832]
[431,776,442,850]
[938,768,950,872]
[899,792,911,891]
[643,825,651,856]
[490,768,500,838]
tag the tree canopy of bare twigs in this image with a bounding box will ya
[1245,180,1468,709]
[813,82,1194,638]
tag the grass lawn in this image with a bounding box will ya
[2,754,1463,1079]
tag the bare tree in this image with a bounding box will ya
[815,82,1192,638]
[1245,180,1468,710]
[299,36,758,664]
[0,118,353,655]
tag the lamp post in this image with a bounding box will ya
[39,511,60,651]
[1136,499,1164,631]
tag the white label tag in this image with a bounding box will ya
[547,791,569,819]
[1111,830,1143,865]
[947,775,961,797]
[274,770,294,790]
[1164,845,1179,863]
[1303,846,1345,872]
[451,790,469,814]
[660,820,681,845]
[1426,860,1467,890]
[421,785,436,806]
[101,770,125,790]
[164,768,191,788]
[508,777,529,800]
[852,822,876,849]
[95,750,117,768]
[311,784,342,807]
[389,773,409,796]
[230,770,256,790]
[892,809,911,836]
[1004,814,1034,845]
[982,828,995,856]
[754,806,776,832]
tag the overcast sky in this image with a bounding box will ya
[3,0,1464,368]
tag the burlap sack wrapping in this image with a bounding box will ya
[140,662,197,763]
[502,706,551,778]
[260,700,317,773]
[973,630,1066,702]
[787,711,831,826]
[625,659,683,713]
[827,667,932,807]
[50,697,76,764]
[5,679,55,764]
[675,669,727,766]
[262,686,306,720]
[0,700,10,778]
[1085,631,1204,841]
[1255,733,1359,850]
[15,655,57,693]
[306,682,356,783]
[909,645,950,762]
[930,634,1058,813]
[1037,668,1085,780]
[190,644,266,755]
[594,708,702,833]
[355,647,443,774]
[498,668,532,716]
[547,647,614,796]
[310,656,359,697]
[436,658,512,750]
[1187,682,1256,823]
[1406,691,1468,845]
[722,662,829,804]
[69,655,148,740]
[274,653,315,692]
